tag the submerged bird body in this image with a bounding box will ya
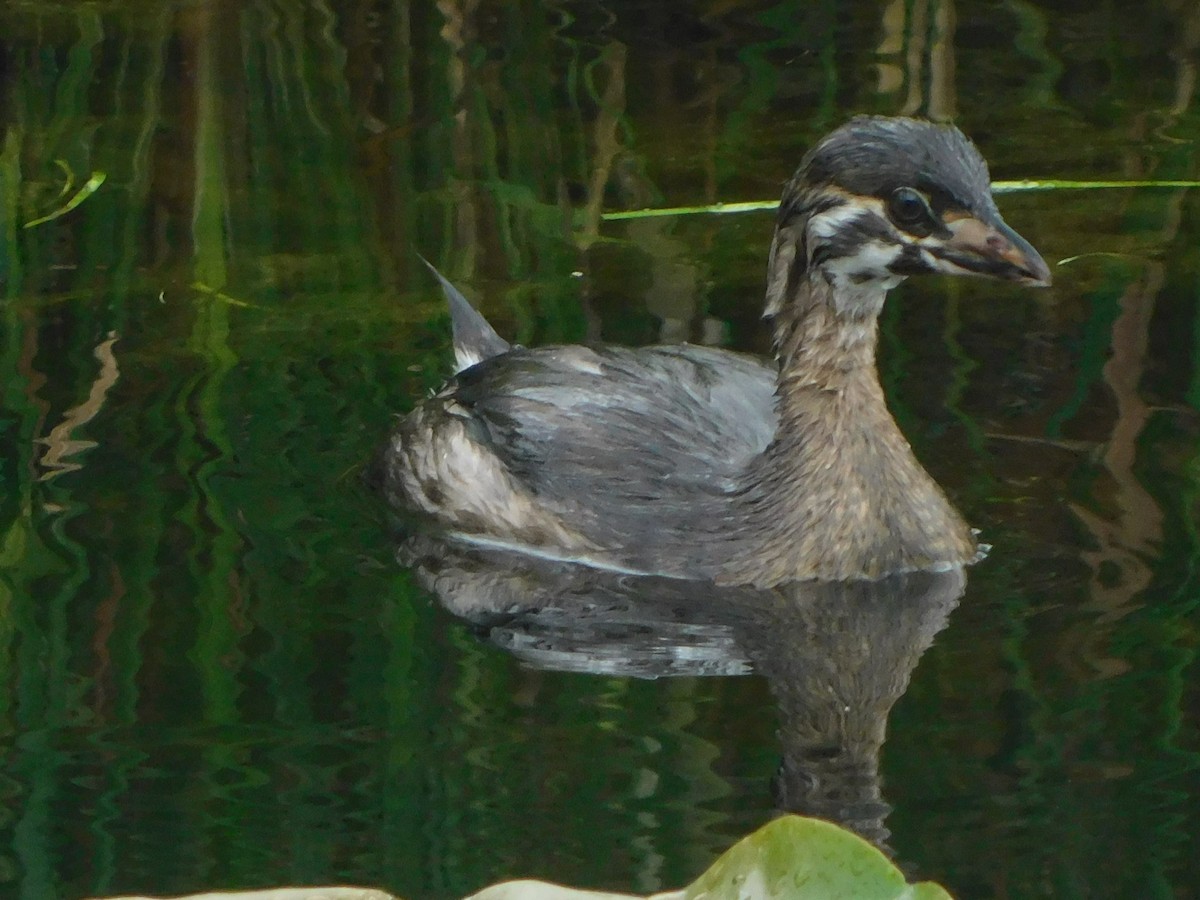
[379,117,1050,587]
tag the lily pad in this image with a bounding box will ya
[467,816,951,900]
[91,890,396,900]
[91,890,397,900]
[675,815,952,900]
[91,816,952,900]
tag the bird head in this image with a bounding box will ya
[765,116,1051,318]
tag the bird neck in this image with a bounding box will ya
[764,271,898,483]
[770,273,885,394]
[718,271,977,586]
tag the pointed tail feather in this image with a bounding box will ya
[419,257,511,372]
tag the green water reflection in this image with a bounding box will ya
[0,1,1197,898]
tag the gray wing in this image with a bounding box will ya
[448,342,777,542]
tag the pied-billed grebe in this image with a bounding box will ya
[378,116,1050,587]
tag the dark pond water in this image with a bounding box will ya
[1,1,1198,898]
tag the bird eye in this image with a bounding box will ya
[887,187,933,232]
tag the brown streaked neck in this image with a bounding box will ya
[750,269,903,491]
[718,268,977,586]
[770,273,888,393]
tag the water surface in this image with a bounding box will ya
[0,1,1198,898]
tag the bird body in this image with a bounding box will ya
[378,117,1050,587]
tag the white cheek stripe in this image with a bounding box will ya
[807,200,875,241]
[806,197,909,279]
[823,240,905,285]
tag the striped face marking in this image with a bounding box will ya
[806,197,907,292]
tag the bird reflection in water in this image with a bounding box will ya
[400,533,963,852]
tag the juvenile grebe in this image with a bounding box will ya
[378,116,1050,587]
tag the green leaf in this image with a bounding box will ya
[678,816,953,900]
[601,200,778,220]
[992,178,1200,192]
[467,816,952,899]
[23,170,105,228]
[600,179,1200,221]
